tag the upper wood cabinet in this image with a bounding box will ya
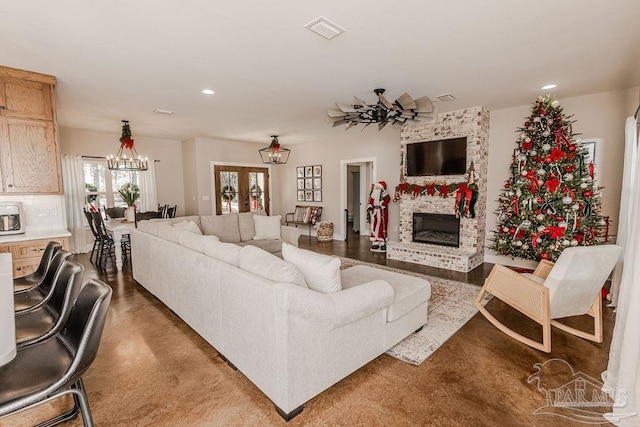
[0,65,61,194]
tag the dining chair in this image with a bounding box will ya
[0,279,112,427]
[166,205,177,218]
[83,209,101,264]
[90,211,115,270]
[103,206,125,219]
[13,241,61,292]
[475,244,622,352]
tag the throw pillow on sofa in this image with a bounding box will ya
[254,215,282,240]
[172,220,203,235]
[238,211,266,241]
[202,236,241,267]
[238,246,307,288]
[282,242,342,293]
[201,214,241,243]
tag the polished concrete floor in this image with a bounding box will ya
[3,235,615,426]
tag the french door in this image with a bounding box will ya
[214,166,269,215]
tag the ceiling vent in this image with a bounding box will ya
[436,93,457,102]
[304,17,345,40]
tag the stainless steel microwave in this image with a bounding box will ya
[0,202,26,235]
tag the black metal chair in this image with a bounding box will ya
[13,241,62,292]
[0,279,113,427]
[15,260,85,349]
[14,250,73,312]
[166,205,177,218]
[90,211,115,270]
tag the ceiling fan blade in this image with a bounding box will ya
[353,96,374,110]
[360,122,372,131]
[327,108,346,118]
[327,115,348,123]
[395,93,417,110]
[378,121,389,130]
[400,112,417,120]
[392,120,405,128]
[332,119,348,127]
[337,103,359,113]
[414,96,434,113]
[345,121,357,130]
[378,94,393,110]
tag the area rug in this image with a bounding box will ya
[339,257,491,365]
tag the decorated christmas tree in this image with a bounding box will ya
[490,95,607,261]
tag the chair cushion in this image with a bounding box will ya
[202,237,241,267]
[238,246,307,287]
[282,243,341,293]
[254,215,282,240]
[201,215,241,243]
[341,265,431,322]
[238,211,266,241]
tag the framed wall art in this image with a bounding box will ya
[297,164,322,203]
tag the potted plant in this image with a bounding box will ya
[118,183,140,222]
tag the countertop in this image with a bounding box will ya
[0,229,71,244]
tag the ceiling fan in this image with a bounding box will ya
[327,88,437,130]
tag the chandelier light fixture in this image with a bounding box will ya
[327,88,437,130]
[258,135,290,165]
[107,120,148,171]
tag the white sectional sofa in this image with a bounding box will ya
[131,213,430,420]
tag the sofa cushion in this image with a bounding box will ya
[341,265,431,322]
[237,239,283,254]
[179,232,218,253]
[173,220,202,235]
[201,214,241,243]
[238,211,266,241]
[201,236,241,267]
[156,224,186,244]
[282,243,341,294]
[254,215,282,240]
[238,246,307,287]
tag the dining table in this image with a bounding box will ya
[0,253,16,367]
[105,219,136,271]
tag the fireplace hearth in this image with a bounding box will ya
[412,213,460,248]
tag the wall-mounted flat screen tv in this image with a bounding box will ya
[406,137,467,176]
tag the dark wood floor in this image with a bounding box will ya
[3,236,615,426]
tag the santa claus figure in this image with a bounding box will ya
[367,181,390,251]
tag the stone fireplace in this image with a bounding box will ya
[412,213,460,247]
[386,107,489,272]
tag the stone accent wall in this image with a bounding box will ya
[387,107,490,272]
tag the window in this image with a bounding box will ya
[83,159,141,210]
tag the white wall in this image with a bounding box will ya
[274,129,402,240]
[59,128,185,215]
[485,87,639,268]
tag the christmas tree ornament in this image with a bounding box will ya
[562,196,573,204]
[536,213,545,221]
[570,239,578,246]
[542,143,551,151]
[522,244,529,250]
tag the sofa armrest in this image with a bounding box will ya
[281,225,302,247]
[286,280,394,329]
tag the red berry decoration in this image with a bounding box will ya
[524,121,531,127]
[568,144,576,152]
[540,253,549,260]
[544,156,552,164]
[540,109,547,115]
[504,183,510,188]
[556,215,563,221]
[509,228,516,235]
[583,190,593,198]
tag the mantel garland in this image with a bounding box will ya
[393,181,479,219]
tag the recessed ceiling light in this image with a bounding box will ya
[202,89,215,95]
[541,84,557,90]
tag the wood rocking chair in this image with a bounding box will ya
[475,244,622,352]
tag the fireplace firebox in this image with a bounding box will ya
[412,213,460,247]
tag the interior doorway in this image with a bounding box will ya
[340,158,376,241]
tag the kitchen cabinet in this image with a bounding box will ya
[6,237,68,279]
[0,65,61,194]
